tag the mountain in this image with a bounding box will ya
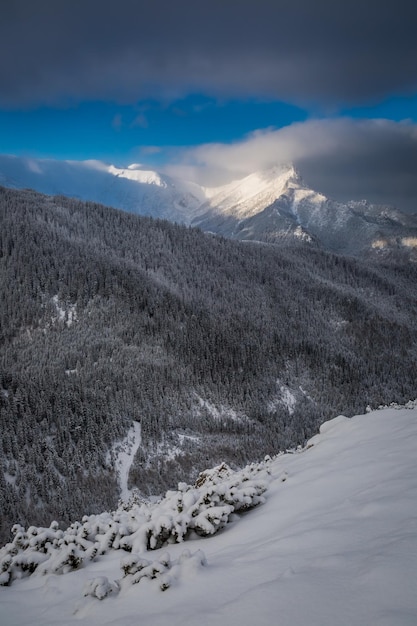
[0,155,204,223]
[1,155,416,257]
[2,403,417,625]
[193,164,417,257]
[1,185,417,545]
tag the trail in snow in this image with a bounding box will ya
[113,421,142,502]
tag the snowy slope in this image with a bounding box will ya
[107,421,142,503]
[202,164,311,219]
[2,402,417,626]
[0,155,205,223]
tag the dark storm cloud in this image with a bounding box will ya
[166,119,417,213]
[1,0,417,108]
[297,121,417,213]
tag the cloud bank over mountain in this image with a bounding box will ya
[166,118,417,213]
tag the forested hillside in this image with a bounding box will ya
[1,186,417,544]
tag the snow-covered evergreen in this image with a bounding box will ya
[0,460,270,586]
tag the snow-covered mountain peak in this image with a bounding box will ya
[193,163,417,256]
[202,163,306,220]
[257,162,300,184]
[0,154,207,223]
[205,162,299,197]
[108,164,167,187]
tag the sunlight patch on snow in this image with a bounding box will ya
[204,165,300,220]
[372,238,389,249]
[402,236,417,248]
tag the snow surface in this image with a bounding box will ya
[109,421,142,503]
[2,403,417,625]
[203,164,302,219]
[0,155,205,224]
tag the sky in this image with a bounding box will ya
[1,0,417,211]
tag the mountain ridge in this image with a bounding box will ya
[1,154,416,256]
[193,165,417,256]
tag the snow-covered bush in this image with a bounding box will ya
[36,543,83,576]
[83,576,120,600]
[119,548,207,593]
[82,547,207,602]
[0,458,272,586]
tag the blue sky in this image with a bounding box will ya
[1,0,417,210]
[1,94,417,168]
[0,97,309,164]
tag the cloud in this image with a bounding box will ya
[164,119,417,213]
[1,1,417,108]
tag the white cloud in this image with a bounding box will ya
[164,118,417,212]
[164,119,352,183]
